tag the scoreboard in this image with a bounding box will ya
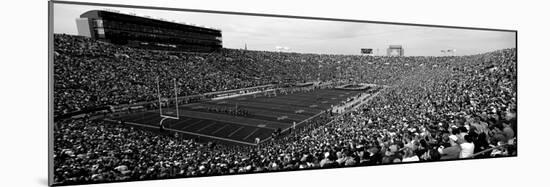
[361,48,373,55]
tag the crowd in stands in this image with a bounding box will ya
[54,34,415,116]
[54,34,516,185]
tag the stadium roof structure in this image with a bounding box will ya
[80,10,221,33]
[77,10,222,52]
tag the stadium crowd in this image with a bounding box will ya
[54,34,415,116]
[54,34,516,185]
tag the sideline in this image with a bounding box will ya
[103,118,257,146]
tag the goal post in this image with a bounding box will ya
[157,77,179,127]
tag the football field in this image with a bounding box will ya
[106,88,367,145]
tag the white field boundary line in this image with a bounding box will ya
[104,118,257,146]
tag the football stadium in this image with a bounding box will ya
[52,9,517,186]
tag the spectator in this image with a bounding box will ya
[459,135,475,158]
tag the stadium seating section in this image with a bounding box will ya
[53,34,517,185]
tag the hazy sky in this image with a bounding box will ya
[53,3,515,56]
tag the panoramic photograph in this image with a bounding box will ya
[50,1,517,186]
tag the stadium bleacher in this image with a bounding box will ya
[53,34,516,185]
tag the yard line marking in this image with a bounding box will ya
[212,124,228,134]
[181,119,204,130]
[228,126,244,137]
[243,128,260,140]
[197,121,217,132]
